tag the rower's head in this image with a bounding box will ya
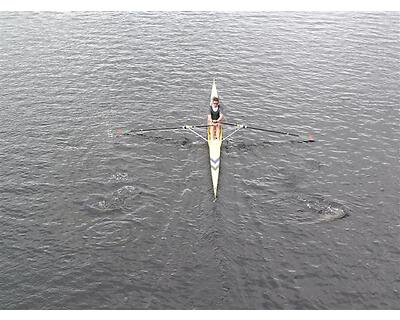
[212,97,220,107]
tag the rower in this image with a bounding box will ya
[207,97,224,140]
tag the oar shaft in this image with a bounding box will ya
[222,122,300,137]
[123,124,210,135]
[128,126,185,133]
[246,126,300,137]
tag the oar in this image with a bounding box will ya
[222,122,315,142]
[117,124,210,136]
[116,124,212,142]
[222,122,300,137]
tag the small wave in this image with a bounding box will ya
[294,195,349,225]
[316,205,348,223]
[108,172,129,183]
[83,220,134,247]
[83,185,143,215]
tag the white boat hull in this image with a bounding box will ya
[208,79,222,199]
[208,128,222,198]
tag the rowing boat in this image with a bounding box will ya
[207,79,222,199]
[119,80,313,200]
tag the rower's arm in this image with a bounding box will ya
[217,113,224,123]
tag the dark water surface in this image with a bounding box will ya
[0,12,399,309]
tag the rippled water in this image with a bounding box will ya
[0,12,399,309]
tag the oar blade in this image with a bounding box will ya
[115,128,131,136]
[306,132,315,142]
